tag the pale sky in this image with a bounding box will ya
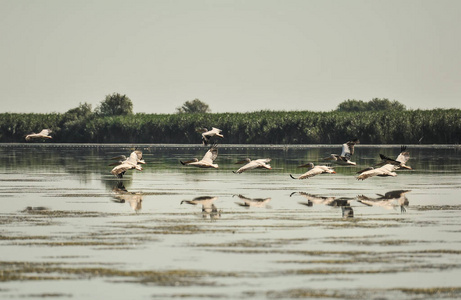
[1,0,460,114]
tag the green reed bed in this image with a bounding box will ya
[1,109,460,144]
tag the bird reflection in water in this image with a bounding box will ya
[233,194,272,209]
[21,206,50,213]
[111,181,143,213]
[290,192,355,218]
[180,196,221,219]
[357,190,411,213]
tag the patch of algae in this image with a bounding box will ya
[0,261,240,286]
[264,287,461,299]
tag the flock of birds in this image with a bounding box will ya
[25,127,412,181]
[25,127,413,216]
[106,128,412,181]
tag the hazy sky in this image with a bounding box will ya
[1,0,460,114]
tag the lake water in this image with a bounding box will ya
[1,144,461,299]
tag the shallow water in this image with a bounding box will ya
[1,144,461,299]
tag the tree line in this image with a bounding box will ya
[0,94,459,144]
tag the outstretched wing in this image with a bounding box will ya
[201,145,218,164]
[39,129,52,136]
[340,143,352,158]
[396,146,410,164]
[379,154,400,166]
[298,167,323,179]
[127,151,140,164]
[256,158,271,164]
[111,162,134,177]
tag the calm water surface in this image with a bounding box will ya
[1,144,461,299]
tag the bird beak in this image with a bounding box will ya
[332,171,337,174]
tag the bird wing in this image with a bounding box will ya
[298,167,324,179]
[134,150,143,162]
[356,168,381,180]
[380,164,397,173]
[236,161,258,173]
[340,143,351,157]
[396,151,410,164]
[379,154,401,166]
[201,146,218,164]
[255,158,271,164]
[39,129,52,136]
[357,165,396,180]
[127,151,140,164]
[111,162,134,176]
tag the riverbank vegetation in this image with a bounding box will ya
[1,109,460,144]
[0,94,459,144]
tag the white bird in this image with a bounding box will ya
[25,129,52,141]
[356,163,398,180]
[377,146,412,170]
[357,190,411,213]
[180,144,219,168]
[109,150,145,166]
[233,158,272,173]
[290,163,336,179]
[110,150,145,178]
[233,194,272,208]
[356,146,411,180]
[324,139,359,165]
[200,127,224,146]
[181,196,220,219]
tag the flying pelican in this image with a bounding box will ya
[181,196,220,219]
[356,163,398,180]
[357,190,411,213]
[199,127,224,146]
[109,150,145,166]
[233,158,272,173]
[324,138,359,165]
[377,146,412,170]
[109,150,145,167]
[111,182,143,212]
[290,163,336,179]
[233,194,272,208]
[25,129,52,141]
[110,150,145,178]
[356,146,411,180]
[180,144,219,168]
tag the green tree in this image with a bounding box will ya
[176,98,211,114]
[336,98,406,112]
[96,93,133,116]
[336,99,367,112]
[64,102,93,119]
[368,98,406,111]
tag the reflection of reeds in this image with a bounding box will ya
[1,110,460,144]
